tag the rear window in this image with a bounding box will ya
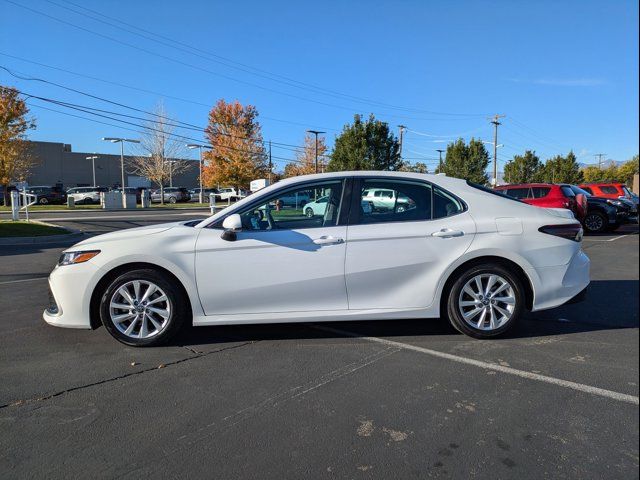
[560,186,575,197]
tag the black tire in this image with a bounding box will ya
[169,196,177,204]
[583,211,608,234]
[39,197,48,205]
[100,268,189,347]
[446,263,525,339]
[305,207,314,218]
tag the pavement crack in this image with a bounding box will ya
[0,341,256,410]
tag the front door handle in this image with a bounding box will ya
[431,228,464,238]
[313,236,344,245]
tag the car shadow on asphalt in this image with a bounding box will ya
[170,279,639,347]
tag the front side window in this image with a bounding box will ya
[504,187,531,199]
[237,181,343,231]
[357,180,431,224]
[531,187,551,198]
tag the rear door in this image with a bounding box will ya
[344,178,476,310]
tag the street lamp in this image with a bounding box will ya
[186,143,212,204]
[306,130,325,174]
[102,137,140,207]
[86,155,98,187]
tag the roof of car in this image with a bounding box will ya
[495,183,556,188]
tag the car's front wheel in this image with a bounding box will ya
[168,196,177,204]
[305,207,314,218]
[446,264,524,339]
[100,268,188,346]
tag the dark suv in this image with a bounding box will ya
[24,186,67,205]
[569,185,629,233]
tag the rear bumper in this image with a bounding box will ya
[528,249,590,312]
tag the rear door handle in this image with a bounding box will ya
[431,228,464,238]
[313,236,344,245]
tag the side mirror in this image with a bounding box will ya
[221,214,242,241]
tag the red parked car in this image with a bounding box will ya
[495,183,588,221]
[579,183,634,201]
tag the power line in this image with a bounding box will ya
[4,0,490,122]
[42,0,490,118]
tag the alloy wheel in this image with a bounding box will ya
[109,280,171,339]
[585,214,604,232]
[458,274,515,331]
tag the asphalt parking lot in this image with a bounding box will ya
[1,210,638,479]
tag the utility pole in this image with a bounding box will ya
[306,130,325,174]
[594,153,606,169]
[397,125,407,161]
[86,155,98,187]
[489,114,506,186]
[102,137,140,207]
[268,140,273,183]
[436,149,445,172]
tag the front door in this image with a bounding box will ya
[195,179,349,315]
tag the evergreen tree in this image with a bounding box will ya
[540,151,583,184]
[328,114,401,172]
[439,138,490,185]
[503,150,543,183]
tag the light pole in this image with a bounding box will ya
[187,143,212,204]
[102,137,140,207]
[436,149,445,172]
[306,130,325,174]
[86,155,98,187]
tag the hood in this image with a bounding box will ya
[70,222,181,249]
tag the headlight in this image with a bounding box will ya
[606,199,623,207]
[58,250,100,266]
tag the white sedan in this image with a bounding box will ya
[44,172,590,346]
[304,195,372,217]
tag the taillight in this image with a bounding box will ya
[539,224,583,242]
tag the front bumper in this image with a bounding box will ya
[43,260,102,329]
[528,249,590,312]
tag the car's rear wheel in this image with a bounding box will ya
[100,269,188,346]
[305,207,314,218]
[583,212,607,233]
[446,264,524,339]
[39,197,48,205]
[169,196,177,204]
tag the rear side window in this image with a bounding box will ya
[600,186,618,194]
[504,187,531,199]
[433,187,465,219]
[531,187,550,198]
[560,186,575,197]
[357,179,432,224]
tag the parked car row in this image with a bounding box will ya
[495,182,638,234]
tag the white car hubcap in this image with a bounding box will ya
[458,274,515,331]
[109,280,171,339]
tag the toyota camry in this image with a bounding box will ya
[44,172,590,346]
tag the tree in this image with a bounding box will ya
[283,133,327,177]
[617,155,639,184]
[399,161,429,173]
[327,114,401,172]
[129,103,190,204]
[0,86,36,204]
[439,138,489,185]
[539,151,583,184]
[202,99,268,190]
[503,150,543,184]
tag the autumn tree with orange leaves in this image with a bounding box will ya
[202,100,268,190]
[1,86,36,204]
[283,132,328,177]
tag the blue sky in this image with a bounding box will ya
[1,0,638,172]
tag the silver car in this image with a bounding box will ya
[150,187,191,203]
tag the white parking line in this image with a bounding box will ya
[584,234,628,242]
[313,325,639,406]
[0,277,48,285]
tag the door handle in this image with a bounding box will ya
[313,236,344,245]
[431,228,464,238]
